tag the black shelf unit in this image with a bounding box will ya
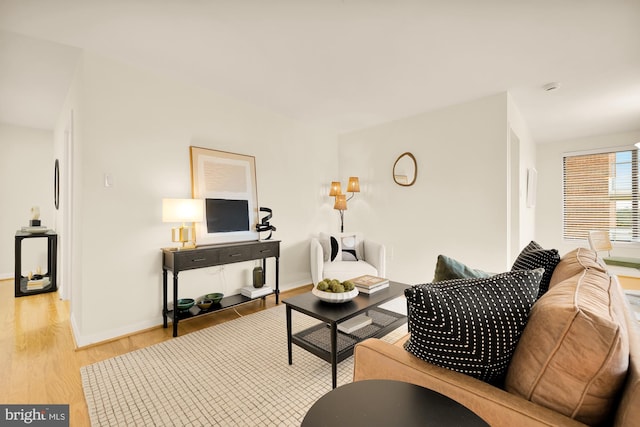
[15,230,58,297]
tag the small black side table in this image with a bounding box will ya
[15,230,58,297]
[302,379,489,427]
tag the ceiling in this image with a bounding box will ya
[0,0,639,143]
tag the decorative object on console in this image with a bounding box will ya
[256,207,276,239]
[162,198,205,249]
[203,292,224,304]
[328,177,360,232]
[393,152,417,186]
[240,285,272,299]
[30,206,40,226]
[253,265,264,288]
[404,268,543,385]
[176,298,195,311]
[190,146,259,245]
[196,298,214,310]
[21,206,48,233]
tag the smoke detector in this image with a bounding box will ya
[542,82,561,92]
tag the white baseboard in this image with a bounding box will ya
[71,280,312,348]
[0,272,12,280]
[72,314,164,349]
[280,279,313,291]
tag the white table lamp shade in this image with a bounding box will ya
[162,198,204,223]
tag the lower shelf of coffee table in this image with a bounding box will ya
[292,307,406,363]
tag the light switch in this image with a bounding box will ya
[104,173,113,188]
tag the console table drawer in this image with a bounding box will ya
[170,250,220,270]
[218,246,252,263]
[251,242,280,258]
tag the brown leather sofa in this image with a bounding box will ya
[353,248,640,426]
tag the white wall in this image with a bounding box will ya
[53,57,83,331]
[0,123,54,279]
[537,130,640,256]
[8,50,542,345]
[507,94,537,260]
[337,93,517,285]
[67,52,338,346]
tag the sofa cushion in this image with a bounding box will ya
[548,247,607,288]
[432,254,490,282]
[404,269,542,385]
[511,241,560,298]
[505,267,629,426]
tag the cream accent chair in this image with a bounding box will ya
[310,233,386,285]
[588,230,640,270]
[588,230,613,256]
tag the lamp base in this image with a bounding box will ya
[180,241,197,250]
[171,224,197,250]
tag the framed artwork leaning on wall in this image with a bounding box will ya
[190,146,259,245]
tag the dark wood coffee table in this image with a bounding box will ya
[302,379,490,426]
[283,282,410,388]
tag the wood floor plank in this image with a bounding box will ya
[0,279,311,426]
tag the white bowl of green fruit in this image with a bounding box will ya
[312,278,359,303]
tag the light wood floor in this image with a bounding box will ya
[0,279,311,426]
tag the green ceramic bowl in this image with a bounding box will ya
[196,298,214,310]
[176,298,195,311]
[204,293,223,304]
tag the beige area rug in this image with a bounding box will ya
[81,304,407,426]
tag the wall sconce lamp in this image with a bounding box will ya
[162,198,204,249]
[329,177,360,232]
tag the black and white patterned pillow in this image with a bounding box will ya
[319,234,340,262]
[511,241,560,298]
[404,269,543,385]
[319,233,361,262]
[340,235,359,261]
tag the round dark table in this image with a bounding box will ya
[302,379,489,427]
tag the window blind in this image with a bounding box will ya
[563,148,639,241]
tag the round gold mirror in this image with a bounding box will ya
[393,152,417,186]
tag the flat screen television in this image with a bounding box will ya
[205,198,250,233]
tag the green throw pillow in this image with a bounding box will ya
[433,254,491,282]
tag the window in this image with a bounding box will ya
[563,147,639,242]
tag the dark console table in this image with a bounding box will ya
[15,230,58,297]
[162,240,280,337]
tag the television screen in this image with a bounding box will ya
[205,199,250,233]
